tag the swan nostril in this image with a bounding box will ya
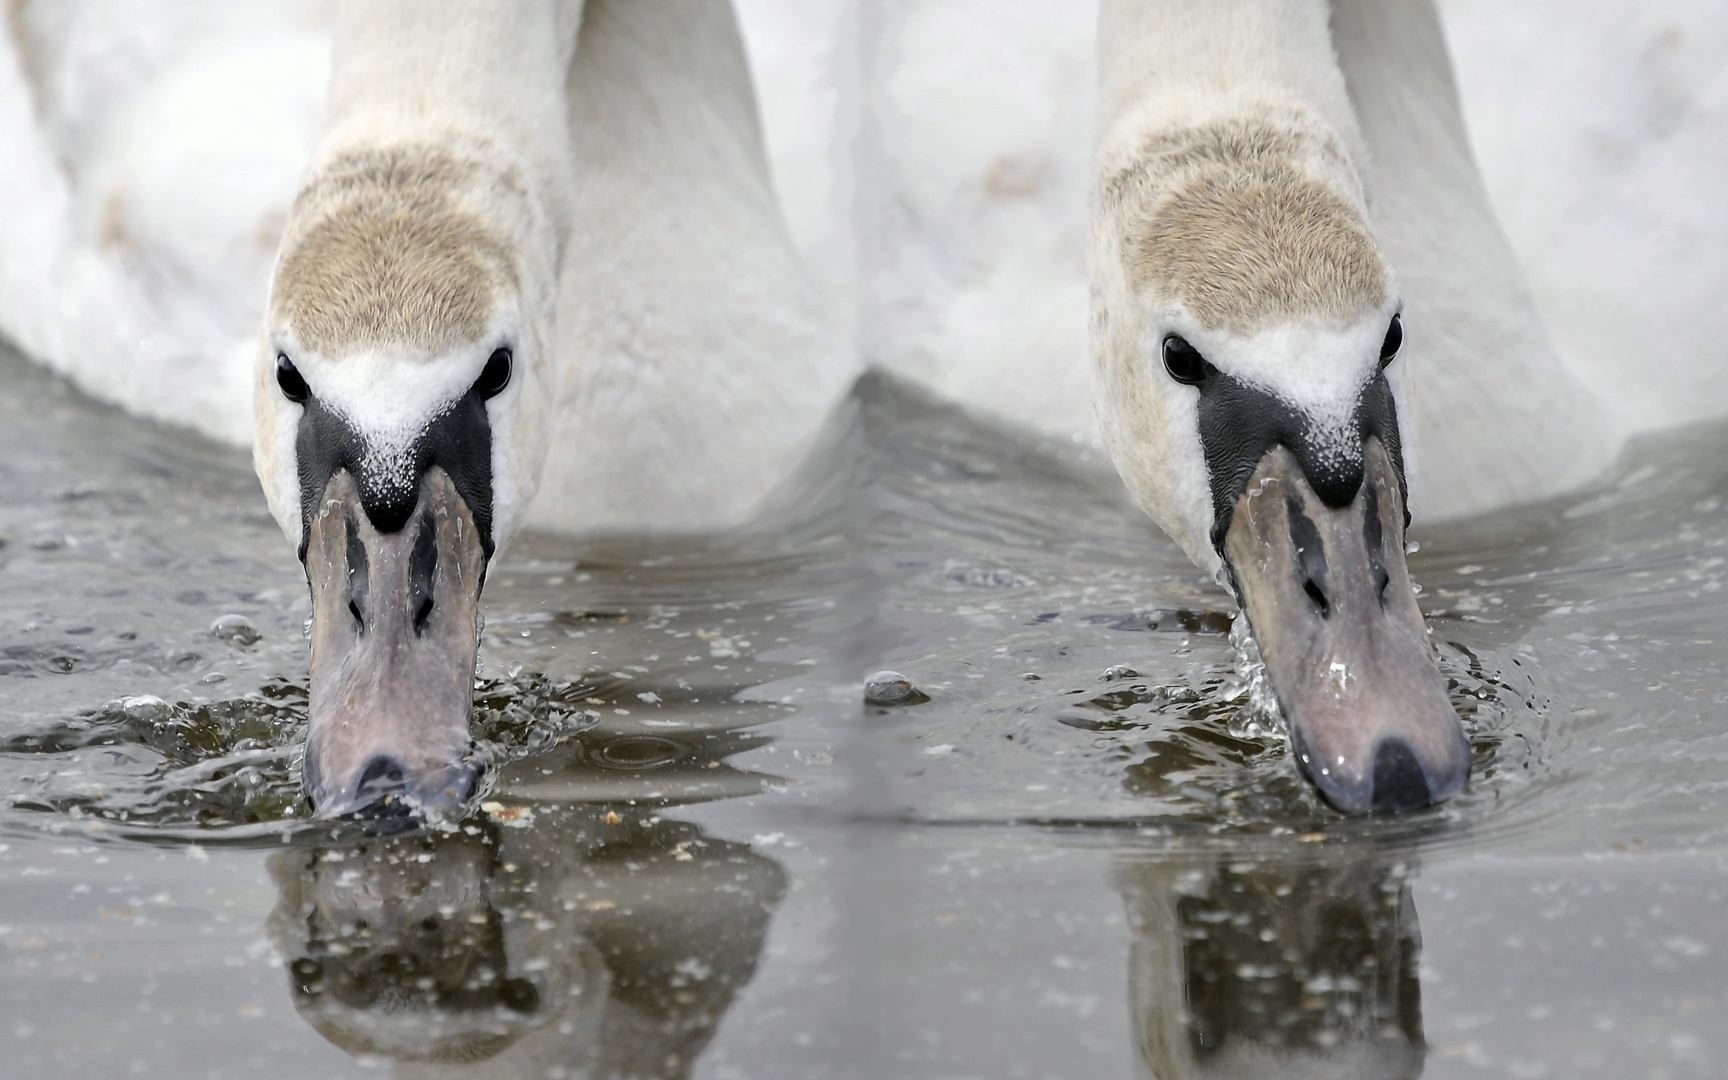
[408,508,438,638]
[1288,496,1331,618]
[1303,577,1330,615]
[1362,483,1392,607]
[345,514,368,630]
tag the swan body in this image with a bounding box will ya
[0,1,329,445]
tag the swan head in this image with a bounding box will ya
[254,144,559,823]
[1094,120,1469,815]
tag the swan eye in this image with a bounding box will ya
[1162,334,1209,385]
[1380,315,1403,367]
[476,347,512,398]
[276,354,310,403]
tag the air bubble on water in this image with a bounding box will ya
[210,614,261,647]
[1405,541,1420,555]
[302,618,313,641]
[116,695,169,721]
[864,670,930,707]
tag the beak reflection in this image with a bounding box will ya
[302,466,487,822]
[1223,437,1470,814]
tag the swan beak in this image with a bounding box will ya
[1222,437,1469,814]
[300,467,487,824]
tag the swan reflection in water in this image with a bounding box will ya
[1119,854,1425,1080]
[266,731,786,1079]
[266,724,1426,1079]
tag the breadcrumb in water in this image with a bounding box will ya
[481,801,534,827]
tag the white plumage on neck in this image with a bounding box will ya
[1097,0,1361,163]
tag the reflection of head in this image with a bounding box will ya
[1120,857,1424,1080]
[267,811,786,1078]
[268,832,589,1065]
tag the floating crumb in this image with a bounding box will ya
[481,801,534,827]
[604,810,622,826]
[1296,832,1326,843]
[585,899,615,911]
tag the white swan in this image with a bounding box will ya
[840,0,1727,813]
[0,0,851,817]
[1084,0,1626,812]
[255,0,851,817]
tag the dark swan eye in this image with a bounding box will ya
[1380,314,1403,367]
[276,354,309,403]
[476,347,512,398]
[1162,334,1210,385]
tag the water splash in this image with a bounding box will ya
[1220,613,1282,741]
[0,674,611,840]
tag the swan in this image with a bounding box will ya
[253,0,851,818]
[0,0,850,819]
[1084,0,1620,813]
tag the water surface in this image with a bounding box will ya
[1,344,1725,1078]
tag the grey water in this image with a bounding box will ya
[1,337,1726,1079]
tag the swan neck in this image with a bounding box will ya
[1096,0,1366,165]
[320,0,582,243]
